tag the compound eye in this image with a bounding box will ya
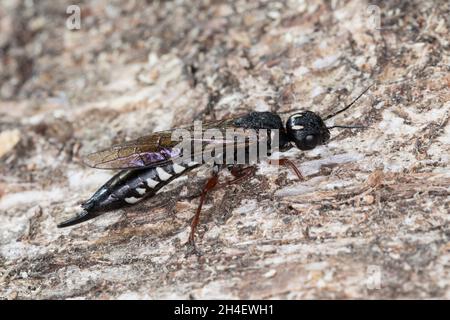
[305,135,315,143]
[301,134,318,149]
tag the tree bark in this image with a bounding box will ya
[0,0,449,299]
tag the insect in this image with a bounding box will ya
[58,86,372,246]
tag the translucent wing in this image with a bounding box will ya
[83,130,182,169]
[83,118,268,170]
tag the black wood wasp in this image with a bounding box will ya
[58,85,371,246]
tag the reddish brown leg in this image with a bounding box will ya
[217,165,256,188]
[269,158,304,181]
[188,166,255,247]
[188,173,219,245]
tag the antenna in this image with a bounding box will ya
[324,84,374,120]
[326,125,367,130]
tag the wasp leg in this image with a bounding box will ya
[188,170,219,247]
[217,165,257,187]
[269,158,304,181]
[187,165,255,250]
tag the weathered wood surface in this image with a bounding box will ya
[0,0,449,299]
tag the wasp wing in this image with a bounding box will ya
[83,130,183,169]
[83,119,267,170]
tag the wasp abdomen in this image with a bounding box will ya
[57,161,199,227]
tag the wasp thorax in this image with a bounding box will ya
[286,111,331,150]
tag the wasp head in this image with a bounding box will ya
[286,111,330,150]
